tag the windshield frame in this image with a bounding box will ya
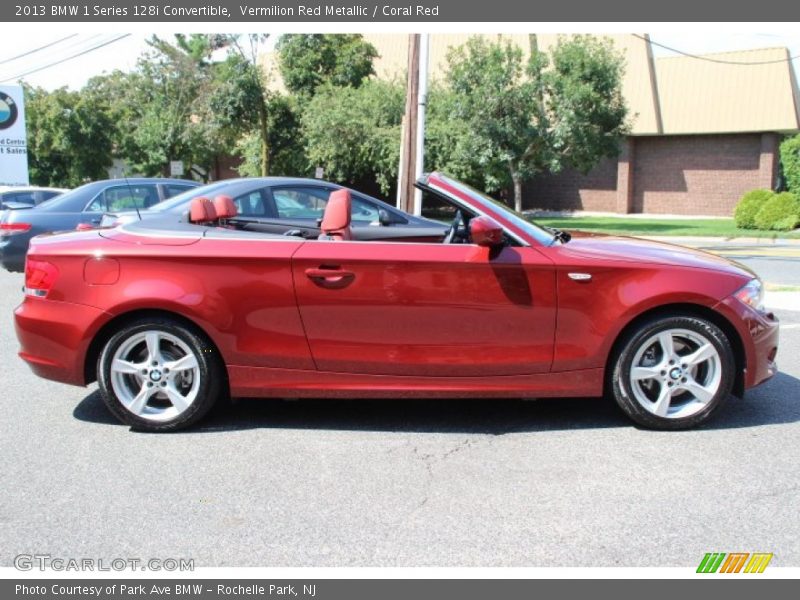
[420,173,556,247]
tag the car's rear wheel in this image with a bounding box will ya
[611,314,735,430]
[98,317,224,432]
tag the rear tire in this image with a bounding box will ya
[610,313,735,430]
[97,317,224,432]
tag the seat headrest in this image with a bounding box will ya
[189,197,216,223]
[213,194,237,219]
[321,189,352,233]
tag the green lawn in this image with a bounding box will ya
[534,216,800,239]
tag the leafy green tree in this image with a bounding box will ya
[302,80,404,194]
[276,34,378,98]
[202,35,274,176]
[234,94,307,177]
[24,85,114,187]
[780,134,800,193]
[443,35,628,211]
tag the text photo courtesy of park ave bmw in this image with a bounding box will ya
[0,0,799,592]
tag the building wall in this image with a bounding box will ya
[524,133,779,216]
[525,157,619,212]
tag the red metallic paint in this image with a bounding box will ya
[469,215,504,247]
[13,172,779,404]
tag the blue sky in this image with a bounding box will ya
[0,31,797,91]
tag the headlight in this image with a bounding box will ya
[734,278,764,312]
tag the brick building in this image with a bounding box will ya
[352,34,800,217]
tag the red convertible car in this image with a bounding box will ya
[14,173,778,432]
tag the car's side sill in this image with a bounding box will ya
[227,366,605,399]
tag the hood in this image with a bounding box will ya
[559,231,756,278]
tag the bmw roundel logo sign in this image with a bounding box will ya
[0,91,19,130]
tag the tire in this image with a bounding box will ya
[97,316,225,432]
[610,313,735,430]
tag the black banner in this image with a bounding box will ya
[2,0,799,22]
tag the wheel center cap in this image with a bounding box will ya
[669,367,682,380]
[149,369,162,382]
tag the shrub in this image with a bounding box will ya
[754,192,800,231]
[734,189,774,229]
[780,134,800,193]
[772,214,800,232]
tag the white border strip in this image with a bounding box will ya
[2,566,799,579]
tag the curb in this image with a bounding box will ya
[641,236,800,246]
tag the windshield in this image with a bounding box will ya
[150,181,234,213]
[434,175,556,246]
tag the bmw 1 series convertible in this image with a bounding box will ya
[14,173,779,432]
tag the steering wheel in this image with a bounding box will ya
[443,210,466,244]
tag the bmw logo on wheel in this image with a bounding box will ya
[0,92,19,130]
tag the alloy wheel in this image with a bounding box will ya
[109,330,201,422]
[627,328,722,419]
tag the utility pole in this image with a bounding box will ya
[397,34,420,215]
[413,34,429,216]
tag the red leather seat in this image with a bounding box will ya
[189,197,216,224]
[213,195,237,220]
[319,189,353,241]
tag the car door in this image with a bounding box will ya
[291,240,557,377]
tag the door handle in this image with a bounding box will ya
[305,267,355,288]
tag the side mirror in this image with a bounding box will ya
[378,209,393,226]
[470,215,505,248]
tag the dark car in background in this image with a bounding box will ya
[101,177,447,241]
[0,186,67,209]
[0,178,198,272]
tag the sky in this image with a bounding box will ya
[0,30,797,91]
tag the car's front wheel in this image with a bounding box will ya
[611,314,736,430]
[97,317,224,432]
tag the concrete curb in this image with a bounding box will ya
[641,236,800,246]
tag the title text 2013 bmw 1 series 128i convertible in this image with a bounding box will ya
[14,173,779,432]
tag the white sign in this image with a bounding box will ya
[314,166,324,179]
[0,85,29,187]
[170,160,184,176]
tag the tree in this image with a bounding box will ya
[202,34,274,176]
[276,34,378,98]
[234,94,307,177]
[443,35,628,211]
[24,85,114,187]
[302,80,404,194]
[780,134,800,193]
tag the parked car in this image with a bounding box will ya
[0,186,67,209]
[100,177,447,242]
[14,172,778,432]
[0,178,198,272]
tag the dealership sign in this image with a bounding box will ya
[0,85,29,186]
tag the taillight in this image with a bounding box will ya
[24,259,59,298]
[75,223,95,231]
[0,222,32,235]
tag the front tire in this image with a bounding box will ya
[611,314,735,430]
[97,317,224,432]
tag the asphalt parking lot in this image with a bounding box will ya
[1,259,799,568]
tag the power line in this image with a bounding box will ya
[0,34,78,66]
[635,33,800,65]
[0,34,131,83]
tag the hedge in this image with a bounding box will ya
[734,189,774,229]
[753,191,800,231]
